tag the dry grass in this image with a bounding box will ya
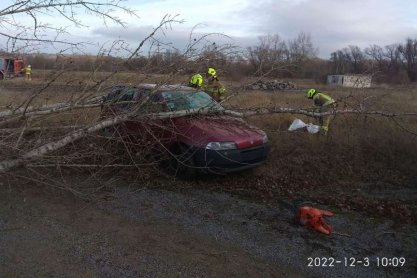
[1,73,416,183]
[225,83,417,187]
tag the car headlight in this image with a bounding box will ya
[258,130,268,143]
[205,142,237,150]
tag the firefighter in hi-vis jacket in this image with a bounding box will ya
[306,88,336,135]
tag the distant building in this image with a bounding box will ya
[327,74,372,88]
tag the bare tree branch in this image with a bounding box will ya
[0,0,137,51]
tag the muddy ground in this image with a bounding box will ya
[1,176,416,278]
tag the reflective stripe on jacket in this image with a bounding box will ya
[205,77,225,94]
[313,93,335,107]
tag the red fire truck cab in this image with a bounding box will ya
[0,57,27,79]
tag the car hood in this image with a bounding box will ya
[175,114,265,149]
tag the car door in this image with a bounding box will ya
[115,90,174,150]
[139,92,178,148]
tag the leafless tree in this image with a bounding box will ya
[0,0,249,185]
[330,45,365,74]
[398,38,417,82]
[246,34,289,76]
[0,0,137,53]
[364,43,405,82]
[383,44,401,72]
[348,45,365,73]
[0,2,187,182]
[365,44,385,71]
[287,32,317,63]
[330,49,351,74]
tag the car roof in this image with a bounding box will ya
[134,83,198,92]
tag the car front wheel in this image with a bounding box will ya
[164,144,197,179]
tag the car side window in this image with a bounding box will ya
[140,93,165,113]
[132,88,159,102]
[104,87,166,113]
[104,85,125,103]
[121,91,134,101]
[104,86,138,109]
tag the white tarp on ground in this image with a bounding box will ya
[288,119,321,134]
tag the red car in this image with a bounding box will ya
[101,84,270,178]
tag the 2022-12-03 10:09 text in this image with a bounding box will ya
[307,257,406,267]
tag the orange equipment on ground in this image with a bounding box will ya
[296,206,333,235]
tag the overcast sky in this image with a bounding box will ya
[2,0,417,58]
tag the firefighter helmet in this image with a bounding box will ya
[207,67,216,77]
[306,88,316,99]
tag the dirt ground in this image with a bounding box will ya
[1,177,416,278]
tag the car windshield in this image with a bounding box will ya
[161,91,224,112]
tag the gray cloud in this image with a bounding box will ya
[25,0,416,59]
[239,0,417,57]
[90,25,257,56]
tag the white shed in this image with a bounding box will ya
[327,74,372,88]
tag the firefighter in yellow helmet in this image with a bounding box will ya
[189,73,203,89]
[205,67,226,102]
[306,88,336,135]
[25,64,32,80]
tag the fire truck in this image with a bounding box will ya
[0,57,27,80]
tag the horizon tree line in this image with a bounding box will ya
[3,33,417,84]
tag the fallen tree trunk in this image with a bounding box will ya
[0,115,127,173]
[228,108,417,118]
[0,103,68,118]
[0,107,226,173]
[1,106,416,173]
